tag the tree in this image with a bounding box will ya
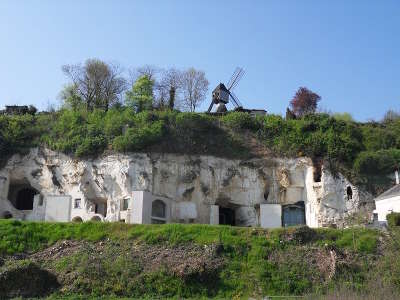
[156,68,183,110]
[290,87,321,117]
[59,84,84,111]
[332,112,354,122]
[129,65,160,85]
[181,68,209,112]
[125,75,154,112]
[62,59,126,111]
[285,107,296,120]
[382,109,400,124]
[27,105,37,115]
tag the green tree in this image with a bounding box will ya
[332,112,354,122]
[125,75,154,112]
[59,84,84,111]
[62,59,126,111]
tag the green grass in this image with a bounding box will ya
[0,220,380,255]
[0,221,394,299]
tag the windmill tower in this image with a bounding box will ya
[207,67,245,113]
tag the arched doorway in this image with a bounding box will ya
[8,179,39,211]
[15,188,37,210]
[219,207,235,226]
[151,200,166,224]
[72,216,83,223]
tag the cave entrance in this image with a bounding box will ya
[282,201,305,227]
[8,179,39,211]
[219,207,236,226]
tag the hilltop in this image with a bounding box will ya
[1,109,400,195]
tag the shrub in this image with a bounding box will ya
[221,112,261,131]
[354,149,400,175]
[113,120,165,152]
[387,212,400,228]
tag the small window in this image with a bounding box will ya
[74,198,81,209]
[313,165,322,182]
[122,198,130,211]
[38,195,44,206]
[346,186,353,200]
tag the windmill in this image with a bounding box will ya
[207,67,245,113]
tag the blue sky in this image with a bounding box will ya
[0,0,399,121]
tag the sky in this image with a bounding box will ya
[0,0,399,121]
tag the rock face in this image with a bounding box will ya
[0,148,374,228]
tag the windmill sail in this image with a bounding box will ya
[229,91,243,108]
[226,67,245,91]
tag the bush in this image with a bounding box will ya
[221,112,261,131]
[112,120,164,152]
[354,149,400,175]
[0,106,399,193]
[387,212,400,228]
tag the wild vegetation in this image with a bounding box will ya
[1,108,400,195]
[0,220,399,299]
[1,59,399,194]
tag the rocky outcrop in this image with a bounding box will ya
[0,148,374,227]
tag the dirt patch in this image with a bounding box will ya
[269,245,356,284]
[0,261,60,298]
[282,226,318,244]
[2,239,225,295]
[137,243,224,279]
[29,240,82,262]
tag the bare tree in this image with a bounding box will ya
[62,59,126,111]
[129,65,160,85]
[382,109,400,123]
[156,68,183,110]
[181,68,209,112]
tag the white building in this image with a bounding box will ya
[374,181,400,223]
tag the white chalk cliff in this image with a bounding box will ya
[0,148,374,227]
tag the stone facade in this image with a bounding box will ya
[0,148,374,228]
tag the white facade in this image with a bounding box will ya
[129,191,172,224]
[374,196,400,222]
[260,204,282,228]
[374,183,400,223]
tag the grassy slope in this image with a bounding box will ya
[1,220,396,299]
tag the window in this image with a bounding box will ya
[151,200,166,224]
[38,195,44,206]
[313,165,322,182]
[346,186,353,200]
[373,213,378,222]
[122,198,130,211]
[74,198,81,209]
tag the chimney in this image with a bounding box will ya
[396,170,399,185]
